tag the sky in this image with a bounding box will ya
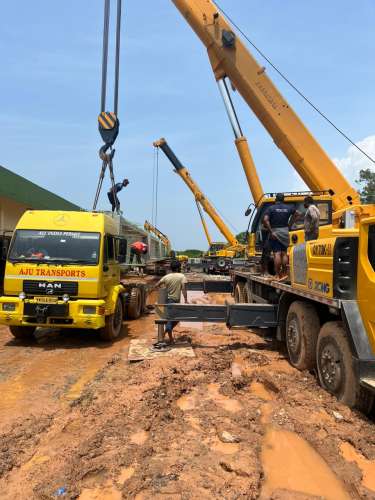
[1,1,374,249]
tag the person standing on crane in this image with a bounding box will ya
[107,178,129,212]
[303,196,320,241]
[263,193,297,280]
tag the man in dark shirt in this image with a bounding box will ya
[263,193,297,280]
[107,178,129,212]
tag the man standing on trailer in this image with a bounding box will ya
[263,193,297,280]
[107,178,129,212]
[129,241,148,265]
[303,196,320,241]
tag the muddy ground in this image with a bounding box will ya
[0,290,374,499]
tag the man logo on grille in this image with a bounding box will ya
[38,282,62,293]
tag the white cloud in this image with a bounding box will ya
[333,135,375,185]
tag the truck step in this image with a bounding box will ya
[360,378,375,392]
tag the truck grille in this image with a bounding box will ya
[23,280,78,296]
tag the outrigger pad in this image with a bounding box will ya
[128,339,195,362]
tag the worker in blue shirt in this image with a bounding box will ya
[263,193,297,280]
[107,178,129,212]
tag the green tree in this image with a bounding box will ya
[356,168,375,204]
[236,231,248,244]
[177,249,204,258]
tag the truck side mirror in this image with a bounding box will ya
[245,207,252,217]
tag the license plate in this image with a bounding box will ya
[34,296,58,304]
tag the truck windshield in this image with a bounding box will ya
[8,230,100,265]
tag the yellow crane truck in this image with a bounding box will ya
[154,137,246,274]
[0,210,147,341]
[154,0,375,413]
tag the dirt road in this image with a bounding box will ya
[0,291,374,499]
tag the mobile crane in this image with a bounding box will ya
[156,0,375,412]
[154,138,246,274]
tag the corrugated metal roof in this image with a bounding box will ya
[0,165,81,210]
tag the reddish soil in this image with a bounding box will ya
[0,290,374,499]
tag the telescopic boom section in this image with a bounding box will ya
[172,0,360,210]
[153,138,240,248]
[144,220,171,251]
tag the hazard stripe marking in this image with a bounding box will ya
[98,112,117,130]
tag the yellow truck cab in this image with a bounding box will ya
[0,210,144,341]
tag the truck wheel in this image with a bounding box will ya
[100,297,123,341]
[9,326,36,341]
[244,282,254,303]
[127,287,142,320]
[234,282,245,303]
[317,321,373,412]
[286,301,320,370]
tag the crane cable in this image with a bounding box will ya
[213,1,375,166]
[93,0,123,212]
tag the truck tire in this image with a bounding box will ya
[244,282,254,303]
[127,287,142,320]
[316,321,374,413]
[100,297,123,341]
[9,326,36,341]
[234,282,245,303]
[286,301,320,370]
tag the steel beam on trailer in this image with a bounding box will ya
[185,280,233,293]
[155,303,278,328]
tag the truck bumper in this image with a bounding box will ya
[0,297,106,330]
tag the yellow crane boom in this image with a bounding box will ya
[153,138,242,251]
[172,0,360,211]
[144,220,171,252]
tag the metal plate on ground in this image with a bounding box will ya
[128,339,195,362]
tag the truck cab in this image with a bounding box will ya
[0,210,131,341]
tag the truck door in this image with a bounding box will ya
[103,235,119,297]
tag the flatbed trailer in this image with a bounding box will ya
[155,272,375,414]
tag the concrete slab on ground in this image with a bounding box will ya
[128,338,195,362]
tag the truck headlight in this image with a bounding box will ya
[2,303,16,311]
[19,292,26,300]
[62,294,70,303]
[83,306,96,315]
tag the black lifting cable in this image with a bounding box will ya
[213,1,375,166]
[93,0,123,212]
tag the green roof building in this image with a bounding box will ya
[0,165,80,234]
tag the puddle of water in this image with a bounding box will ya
[117,466,135,485]
[23,454,50,471]
[261,427,350,500]
[250,381,275,401]
[79,483,122,500]
[341,442,375,492]
[177,393,196,411]
[130,430,148,445]
[260,403,274,425]
[207,437,239,455]
[206,383,242,413]
[65,367,100,401]
[185,415,203,433]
